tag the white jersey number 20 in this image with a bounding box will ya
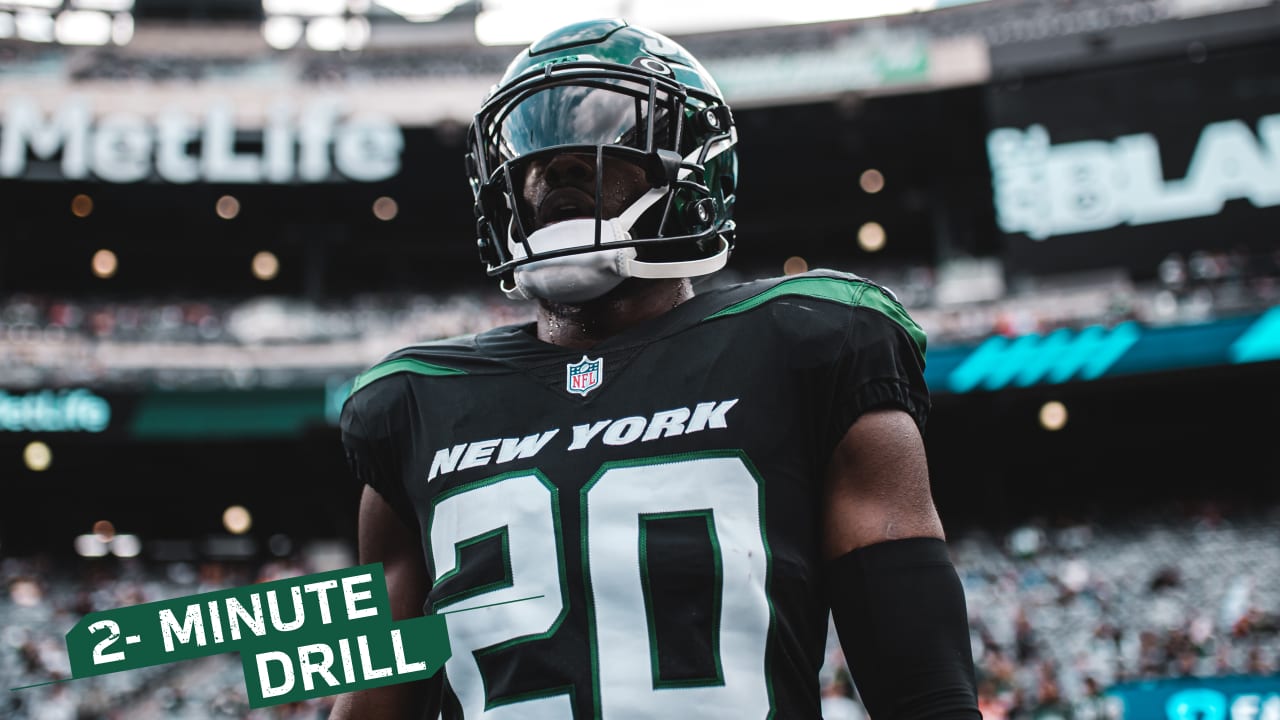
[428,452,773,719]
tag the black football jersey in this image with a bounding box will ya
[340,270,929,720]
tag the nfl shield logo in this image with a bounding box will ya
[566,355,604,396]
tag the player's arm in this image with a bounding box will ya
[822,408,980,720]
[329,486,441,720]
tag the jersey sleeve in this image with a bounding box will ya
[339,381,420,532]
[827,283,930,444]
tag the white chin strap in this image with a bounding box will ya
[502,186,730,302]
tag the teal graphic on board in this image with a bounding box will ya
[1105,675,1280,720]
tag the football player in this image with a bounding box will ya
[332,18,979,720]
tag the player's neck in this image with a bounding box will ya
[536,278,694,350]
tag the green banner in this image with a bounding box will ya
[54,564,450,708]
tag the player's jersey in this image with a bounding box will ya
[340,270,929,720]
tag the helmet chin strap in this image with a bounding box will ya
[507,184,667,264]
[622,236,730,279]
[501,185,655,302]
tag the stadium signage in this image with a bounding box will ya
[988,113,1280,240]
[26,564,454,708]
[0,96,403,184]
[1164,689,1280,720]
[945,323,1141,393]
[1105,676,1280,720]
[0,388,111,433]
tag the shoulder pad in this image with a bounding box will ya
[345,334,481,401]
[702,270,925,357]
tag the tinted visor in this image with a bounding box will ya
[482,78,680,175]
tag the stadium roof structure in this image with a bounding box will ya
[2,0,1275,122]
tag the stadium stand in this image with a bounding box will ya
[5,502,1277,719]
[0,247,1275,390]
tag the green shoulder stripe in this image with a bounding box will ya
[704,276,927,357]
[348,357,467,398]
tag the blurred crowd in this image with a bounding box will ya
[2,249,1277,391]
[822,502,1280,720]
[4,503,1278,719]
[1,553,339,720]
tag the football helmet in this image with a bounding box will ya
[466,18,739,301]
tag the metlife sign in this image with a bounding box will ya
[0,96,404,184]
[984,40,1280,277]
[0,389,111,433]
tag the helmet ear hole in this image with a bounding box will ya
[684,198,715,230]
[697,106,733,135]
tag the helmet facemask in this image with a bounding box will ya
[467,61,737,301]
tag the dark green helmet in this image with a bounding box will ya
[466,18,739,291]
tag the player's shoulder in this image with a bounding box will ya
[698,268,925,354]
[342,328,510,413]
[700,268,904,314]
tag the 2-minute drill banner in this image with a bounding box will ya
[18,564,451,707]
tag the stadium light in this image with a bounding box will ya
[15,9,55,42]
[92,249,118,278]
[223,505,253,535]
[475,0,963,46]
[71,193,93,217]
[783,256,808,275]
[74,534,109,557]
[345,16,370,50]
[92,519,115,541]
[1039,401,1068,431]
[263,0,345,17]
[756,0,938,25]
[110,10,130,44]
[23,441,52,471]
[860,169,885,194]
[858,221,886,252]
[73,0,136,11]
[111,534,142,558]
[2,2,133,45]
[216,195,241,220]
[373,196,398,221]
[54,9,111,45]
[252,251,279,280]
[475,0,616,46]
[262,15,302,49]
[305,15,347,51]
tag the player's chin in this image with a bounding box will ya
[535,211,596,231]
[534,277,646,311]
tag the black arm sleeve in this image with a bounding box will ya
[827,537,980,720]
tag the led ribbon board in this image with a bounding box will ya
[924,306,1280,394]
